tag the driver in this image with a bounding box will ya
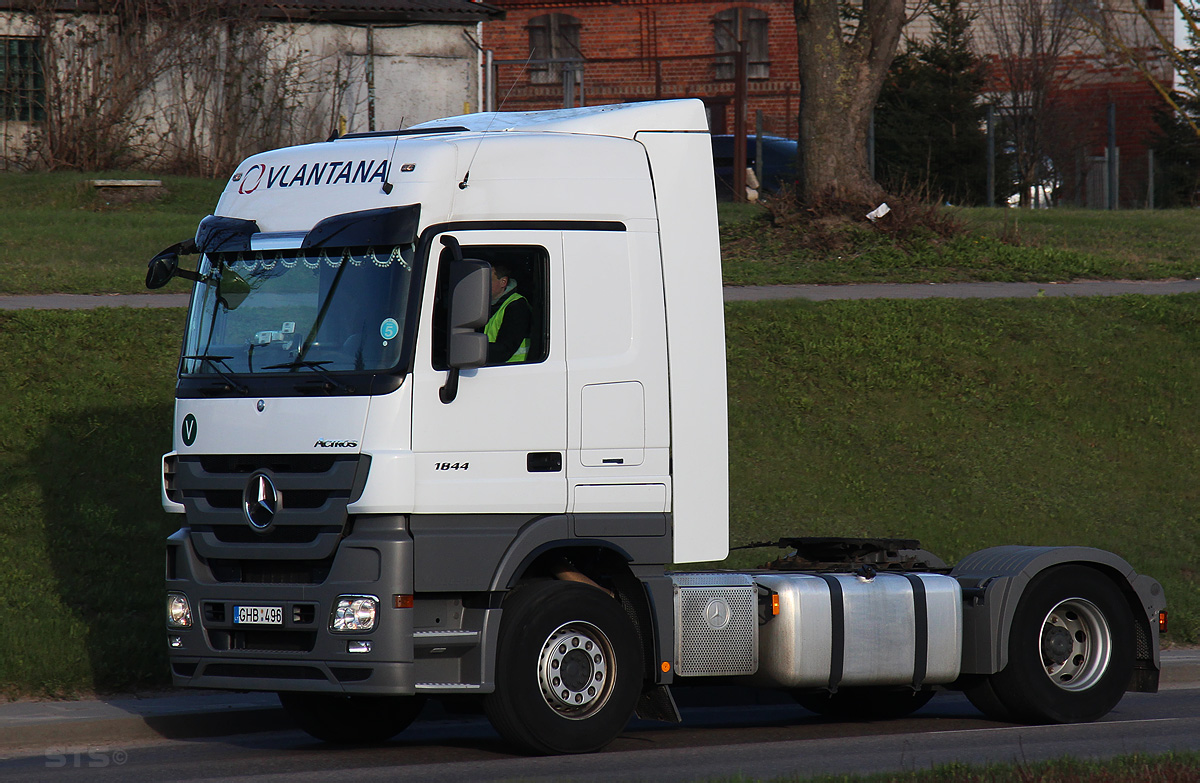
[484,261,532,364]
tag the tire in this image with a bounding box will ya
[969,565,1134,724]
[961,675,1015,722]
[795,687,936,720]
[278,692,426,744]
[484,580,643,754]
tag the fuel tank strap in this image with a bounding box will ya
[901,574,929,689]
[815,574,845,691]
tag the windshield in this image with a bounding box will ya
[182,245,415,377]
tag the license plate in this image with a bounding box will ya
[234,605,283,625]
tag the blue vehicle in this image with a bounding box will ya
[712,134,798,199]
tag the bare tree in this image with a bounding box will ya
[18,0,185,170]
[792,0,910,207]
[9,0,339,174]
[1080,0,1185,135]
[154,5,337,177]
[980,0,1087,207]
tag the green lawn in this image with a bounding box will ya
[1,297,1196,697]
[720,203,1200,286]
[5,172,1200,294]
[0,172,224,295]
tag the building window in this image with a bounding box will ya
[713,8,769,81]
[0,37,44,122]
[527,13,582,85]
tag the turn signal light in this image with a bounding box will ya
[394,594,414,609]
[771,594,780,616]
[1160,610,1168,633]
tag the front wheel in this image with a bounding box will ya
[278,692,426,744]
[484,580,643,754]
[965,565,1134,724]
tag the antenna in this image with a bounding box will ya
[381,122,403,195]
[458,49,537,190]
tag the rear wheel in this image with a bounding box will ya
[795,687,936,720]
[278,692,425,744]
[484,580,642,754]
[966,565,1134,724]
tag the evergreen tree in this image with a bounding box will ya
[874,0,990,204]
[1151,36,1200,207]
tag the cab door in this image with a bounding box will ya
[409,229,567,514]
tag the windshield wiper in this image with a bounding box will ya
[261,360,355,393]
[182,354,249,394]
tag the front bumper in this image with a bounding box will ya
[166,516,416,695]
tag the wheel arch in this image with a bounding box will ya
[952,545,1164,689]
[496,541,664,684]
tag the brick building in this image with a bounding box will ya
[481,0,800,138]
[482,0,1173,207]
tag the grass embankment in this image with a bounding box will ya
[0,172,224,295]
[756,752,1200,782]
[720,204,1200,286]
[0,308,183,697]
[2,297,1197,697]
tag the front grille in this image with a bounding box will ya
[209,558,334,584]
[204,602,226,623]
[207,629,317,652]
[198,454,343,474]
[175,453,370,563]
[204,663,326,680]
[200,525,334,545]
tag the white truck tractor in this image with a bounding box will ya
[147,100,1166,754]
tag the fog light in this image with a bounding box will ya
[168,636,183,649]
[167,593,192,629]
[330,595,379,633]
[348,640,372,654]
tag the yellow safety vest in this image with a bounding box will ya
[484,291,529,363]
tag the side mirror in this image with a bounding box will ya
[446,260,490,369]
[438,235,491,403]
[145,239,200,289]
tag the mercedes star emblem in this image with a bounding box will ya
[243,472,278,530]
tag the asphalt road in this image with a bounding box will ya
[2,688,1197,782]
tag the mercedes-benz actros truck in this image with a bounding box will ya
[147,100,1166,754]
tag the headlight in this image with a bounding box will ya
[167,593,192,628]
[331,595,379,633]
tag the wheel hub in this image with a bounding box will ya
[1039,598,1112,692]
[538,621,613,719]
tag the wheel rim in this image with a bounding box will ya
[1038,597,1111,691]
[537,620,615,719]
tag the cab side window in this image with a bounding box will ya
[432,244,549,369]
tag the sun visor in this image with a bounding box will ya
[302,205,421,249]
[195,215,260,253]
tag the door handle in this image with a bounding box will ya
[527,452,563,472]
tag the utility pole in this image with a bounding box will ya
[733,45,748,202]
[986,105,995,208]
[367,25,377,132]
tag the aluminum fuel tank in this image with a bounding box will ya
[752,572,962,689]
